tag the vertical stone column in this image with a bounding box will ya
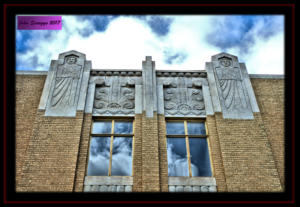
[18,51,91,191]
[140,57,160,191]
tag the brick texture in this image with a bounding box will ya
[251,78,285,190]
[74,113,92,192]
[16,75,46,191]
[141,112,160,192]
[16,75,284,193]
[212,113,282,192]
[158,115,169,192]
[18,111,84,191]
[206,115,228,192]
[132,114,143,192]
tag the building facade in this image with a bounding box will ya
[16,50,284,192]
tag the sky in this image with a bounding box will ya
[16,15,284,74]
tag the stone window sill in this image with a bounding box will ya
[168,177,217,192]
[83,176,133,192]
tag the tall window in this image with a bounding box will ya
[87,120,133,176]
[166,120,212,177]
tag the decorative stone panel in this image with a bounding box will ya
[168,177,217,192]
[93,76,135,115]
[84,176,133,192]
[206,52,259,119]
[40,50,91,117]
[86,71,142,116]
[157,76,207,117]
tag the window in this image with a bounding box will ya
[87,119,133,176]
[166,120,212,177]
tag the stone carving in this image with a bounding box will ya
[207,53,254,119]
[168,185,217,192]
[51,55,82,107]
[93,76,135,115]
[163,77,205,116]
[215,56,250,112]
[44,51,90,117]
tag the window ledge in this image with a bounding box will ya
[168,177,217,192]
[83,176,133,192]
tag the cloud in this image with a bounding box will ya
[167,141,198,176]
[87,136,133,176]
[163,49,187,64]
[15,15,284,74]
[206,15,284,55]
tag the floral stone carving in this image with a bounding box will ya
[163,77,205,116]
[93,76,135,115]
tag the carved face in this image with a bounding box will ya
[219,57,232,67]
[66,56,77,64]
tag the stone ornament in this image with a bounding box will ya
[92,76,135,115]
[162,77,206,116]
[215,57,248,111]
[43,50,91,117]
[84,185,132,192]
[168,185,217,192]
[51,55,82,107]
[206,52,256,119]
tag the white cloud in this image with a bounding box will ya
[16,15,284,74]
[243,31,284,75]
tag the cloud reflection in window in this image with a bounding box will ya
[167,138,199,176]
[111,137,133,176]
[87,137,110,176]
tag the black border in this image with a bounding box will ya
[3,3,295,205]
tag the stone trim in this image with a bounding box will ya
[169,177,216,186]
[168,177,217,192]
[16,70,48,75]
[249,74,284,79]
[84,176,133,192]
[156,71,206,78]
[16,71,284,79]
[91,70,142,76]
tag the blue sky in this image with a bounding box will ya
[16,15,284,74]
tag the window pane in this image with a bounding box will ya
[166,122,185,135]
[87,137,110,176]
[114,121,133,134]
[187,122,206,135]
[92,121,112,134]
[111,137,133,176]
[189,138,212,177]
[167,138,189,176]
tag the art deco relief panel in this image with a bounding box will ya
[156,72,208,117]
[89,71,142,117]
[206,52,259,119]
[40,50,91,117]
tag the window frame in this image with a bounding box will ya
[165,119,214,177]
[87,118,135,177]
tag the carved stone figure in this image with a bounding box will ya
[215,56,248,111]
[51,55,82,107]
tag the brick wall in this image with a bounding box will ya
[212,113,282,192]
[74,113,92,192]
[18,111,84,191]
[16,75,46,191]
[206,115,228,192]
[141,112,160,192]
[132,114,143,192]
[251,78,285,190]
[16,75,284,192]
[158,114,169,192]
